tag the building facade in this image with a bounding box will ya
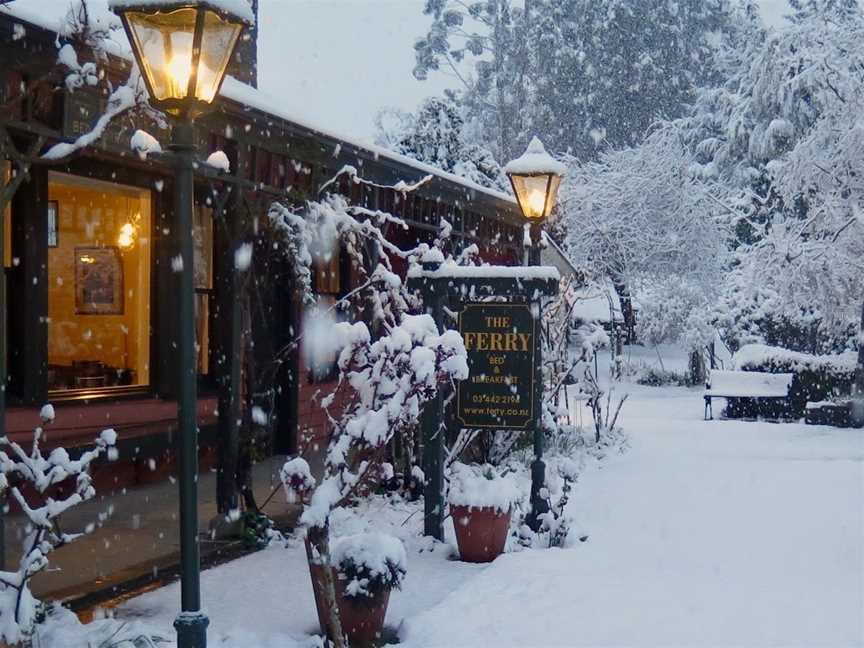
[0,4,524,603]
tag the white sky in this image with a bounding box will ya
[258,0,794,144]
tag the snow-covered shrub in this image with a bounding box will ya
[447,463,521,513]
[635,280,699,349]
[269,167,470,647]
[636,368,691,388]
[241,510,280,550]
[331,533,407,601]
[282,313,466,646]
[0,407,117,645]
[292,313,469,525]
[527,459,580,549]
[716,273,857,356]
[577,362,629,446]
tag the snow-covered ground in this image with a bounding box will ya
[40,373,864,647]
[402,384,864,647]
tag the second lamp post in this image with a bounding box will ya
[504,136,565,530]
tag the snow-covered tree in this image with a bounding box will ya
[525,0,736,160]
[682,0,864,358]
[376,95,508,191]
[413,0,740,163]
[561,125,730,342]
[413,0,533,162]
[268,168,469,646]
[0,407,117,645]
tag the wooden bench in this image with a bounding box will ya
[704,370,794,420]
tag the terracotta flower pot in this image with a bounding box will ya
[450,504,511,563]
[308,562,392,646]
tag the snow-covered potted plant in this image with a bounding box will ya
[307,532,406,646]
[281,304,466,645]
[272,167,469,647]
[448,463,521,563]
[0,405,117,646]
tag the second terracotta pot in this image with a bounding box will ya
[450,504,511,563]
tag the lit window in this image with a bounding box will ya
[47,172,151,391]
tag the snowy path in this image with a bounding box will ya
[400,387,864,647]
[52,386,863,648]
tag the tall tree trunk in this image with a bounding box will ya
[689,347,706,386]
[610,276,636,343]
[856,299,864,395]
[852,299,864,427]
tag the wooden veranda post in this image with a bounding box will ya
[413,259,447,540]
[216,184,244,517]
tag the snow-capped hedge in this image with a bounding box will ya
[331,533,407,599]
[447,463,521,513]
[731,344,857,417]
[732,344,858,375]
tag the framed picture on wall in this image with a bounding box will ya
[75,246,124,315]
[47,200,59,247]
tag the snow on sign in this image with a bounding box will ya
[457,303,536,430]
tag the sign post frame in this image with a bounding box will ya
[408,260,559,540]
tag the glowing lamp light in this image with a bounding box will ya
[118,222,137,249]
[167,51,193,96]
[504,137,566,222]
[109,0,254,116]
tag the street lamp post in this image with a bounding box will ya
[504,136,565,531]
[109,2,252,647]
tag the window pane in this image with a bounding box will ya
[47,173,151,391]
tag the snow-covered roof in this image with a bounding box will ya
[566,281,623,324]
[107,0,255,25]
[538,237,622,323]
[503,137,566,176]
[407,262,560,283]
[0,0,516,208]
[219,78,516,205]
[540,236,579,279]
[2,1,69,32]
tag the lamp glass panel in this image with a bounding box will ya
[126,8,198,102]
[545,174,562,217]
[511,174,553,220]
[196,10,243,102]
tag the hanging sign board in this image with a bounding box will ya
[456,302,536,430]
